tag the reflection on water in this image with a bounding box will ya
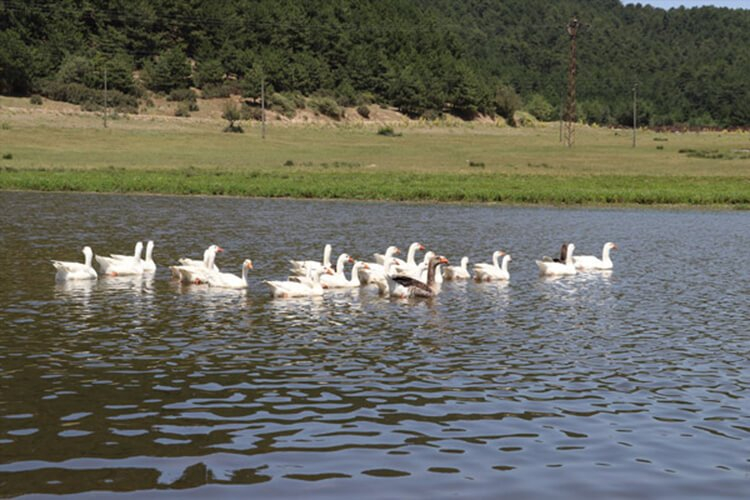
[1,191,749,498]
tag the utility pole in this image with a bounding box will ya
[559,91,564,143]
[261,75,266,140]
[632,83,638,148]
[564,16,580,148]
[103,67,108,129]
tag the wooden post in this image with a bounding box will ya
[564,17,580,148]
[103,67,108,129]
[261,76,266,140]
[632,84,638,148]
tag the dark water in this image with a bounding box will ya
[1,191,749,498]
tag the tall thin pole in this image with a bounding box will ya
[559,92,564,143]
[261,76,266,140]
[632,83,638,148]
[564,16,579,148]
[103,67,108,129]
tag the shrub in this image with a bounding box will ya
[356,105,370,119]
[40,81,138,112]
[335,80,359,107]
[377,126,401,137]
[285,92,306,109]
[201,83,231,99]
[30,94,42,105]
[224,123,244,133]
[269,92,296,118]
[240,103,263,121]
[309,96,344,120]
[222,102,242,131]
[494,84,522,121]
[422,109,443,121]
[512,111,538,128]
[174,102,191,117]
[525,94,555,121]
[360,92,376,105]
[80,101,101,112]
[167,88,197,102]
[2,153,12,160]
[56,55,97,88]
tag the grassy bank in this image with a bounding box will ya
[2,97,750,207]
[2,168,749,207]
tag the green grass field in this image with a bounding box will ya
[2,97,749,207]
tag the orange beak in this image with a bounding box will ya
[246,261,254,269]
[438,256,449,265]
[216,246,224,253]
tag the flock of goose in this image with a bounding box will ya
[51,240,618,299]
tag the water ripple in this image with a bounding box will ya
[1,192,749,497]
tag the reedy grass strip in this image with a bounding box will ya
[1,168,748,207]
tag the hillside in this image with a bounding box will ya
[1,0,749,127]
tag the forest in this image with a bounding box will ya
[1,0,750,127]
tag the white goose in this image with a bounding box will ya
[536,243,576,276]
[289,244,333,276]
[341,261,368,288]
[320,253,355,288]
[111,240,156,273]
[176,244,222,272]
[264,267,331,298]
[51,246,98,281]
[170,245,224,284]
[375,242,424,269]
[109,241,143,261]
[474,251,511,281]
[208,259,253,289]
[358,246,401,285]
[444,257,471,280]
[96,242,144,276]
[573,242,618,270]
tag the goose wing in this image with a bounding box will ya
[391,275,431,293]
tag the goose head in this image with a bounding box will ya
[422,250,436,264]
[492,250,505,266]
[385,246,401,258]
[502,253,512,270]
[407,242,425,264]
[460,256,469,269]
[133,241,144,258]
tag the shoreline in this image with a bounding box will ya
[2,173,748,211]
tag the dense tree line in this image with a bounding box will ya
[1,0,749,126]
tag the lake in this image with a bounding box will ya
[0,191,749,498]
